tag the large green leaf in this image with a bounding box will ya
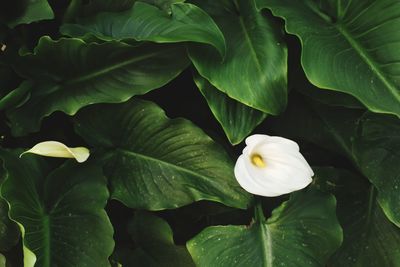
[187,188,342,267]
[74,98,251,210]
[314,167,400,267]
[8,36,188,136]
[194,73,266,145]
[257,0,400,117]
[61,2,226,56]
[353,113,400,228]
[272,96,400,227]
[188,0,287,114]
[114,212,195,267]
[7,0,54,28]
[0,150,114,267]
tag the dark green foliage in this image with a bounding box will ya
[0,0,398,266]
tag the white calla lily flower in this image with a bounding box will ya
[20,141,90,163]
[234,134,313,197]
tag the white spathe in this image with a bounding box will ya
[234,134,313,197]
[20,141,90,163]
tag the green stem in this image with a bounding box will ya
[254,197,271,267]
[254,197,266,222]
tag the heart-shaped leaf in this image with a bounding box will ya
[0,150,114,267]
[194,73,267,145]
[8,37,188,136]
[61,2,226,56]
[74,98,251,210]
[257,0,400,117]
[187,188,342,267]
[188,0,287,115]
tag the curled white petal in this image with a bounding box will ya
[20,141,90,163]
[234,134,313,197]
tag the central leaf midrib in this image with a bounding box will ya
[257,223,272,267]
[42,214,51,267]
[115,148,217,182]
[303,3,400,104]
[335,23,400,102]
[62,49,171,86]
[237,16,263,75]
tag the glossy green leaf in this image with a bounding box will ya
[7,0,54,28]
[8,36,188,136]
[0,150,114,267]
[194,73,266,145]
[188,0,287,114]
[187,188,342,267]
[290,57,365,110]
[114,212,195,267]
[353,113,400,227]
[61,2,226,56]
[273,96,400,227]
[74,98,251,210]
[314,167,400,267]
[257,0,400,117]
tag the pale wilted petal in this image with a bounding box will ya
[234,134,313,197]
[20,141,90,163]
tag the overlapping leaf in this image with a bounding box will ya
[187,188,342,267]
[0,63,28,111]
[0,150,114,267]
[272,95,400,227]
[315,167,400,266]
[194,74,266,145]
[272,94,363,157]
[257,0,400,117]
[7,0,54,28]
[74,98,251,210]
[61,1,226,56]
[8,36,188,136]
[353,113,400,228]
[113,212,195,266]
[188,0,287,114]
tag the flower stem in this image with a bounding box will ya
[254,197,266,222]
